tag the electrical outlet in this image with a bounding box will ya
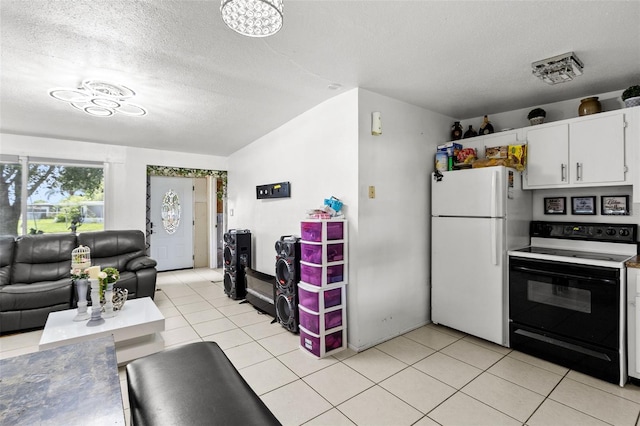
[368,186,375,199]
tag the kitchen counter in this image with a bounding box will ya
[0,335,124,425]
[627,256,640,269]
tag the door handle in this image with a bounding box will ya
[561,164,567,181]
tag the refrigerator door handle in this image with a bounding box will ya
[491,218,498,265]
[491,169,498,217]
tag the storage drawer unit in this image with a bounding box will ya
[300,263,345,287]
[298,282,343,312]
[300,220,345,242]
[299,325,346,358]
[298,218,348,358]
[298,304,344,335]
[300,242,344,264]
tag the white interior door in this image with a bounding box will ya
[150,176,194,271]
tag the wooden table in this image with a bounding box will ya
[0,336,124,425]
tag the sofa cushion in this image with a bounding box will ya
[0,236,15,286]
[0,278,72,310]
[78,230,147,272]
[11,233,76,284]
[126,342,281,426]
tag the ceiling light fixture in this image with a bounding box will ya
[48,79,146,118]
[532,52,584,85]
[221,0,283,37]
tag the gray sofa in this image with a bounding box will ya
[0,230,157,334]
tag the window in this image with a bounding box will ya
[0,156,104,236]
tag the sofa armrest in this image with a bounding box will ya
[126,256,157,272]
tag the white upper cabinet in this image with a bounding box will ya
[524,124,569,187]
[570,113,625,185]
[524,110,629,189]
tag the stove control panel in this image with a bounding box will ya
[530,221,637,243]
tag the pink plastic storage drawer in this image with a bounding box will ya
[299,308,320,334]
[300,221,344,242]
[300,327,344,358]
[300,263,344,286]
[299,307,343,334]
[325,309,342,329]
[300,243,344,264]
[298,285,342,312]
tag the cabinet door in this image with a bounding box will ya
[524,124,569,188]
[570,113,625,185]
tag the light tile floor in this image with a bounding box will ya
[3,268,640,425]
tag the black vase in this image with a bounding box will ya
[463,125,477,139]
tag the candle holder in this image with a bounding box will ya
[73,278,90,321]
[87,279,105,326]
[103,282,116,318]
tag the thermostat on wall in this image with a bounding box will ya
[256,182,290,199]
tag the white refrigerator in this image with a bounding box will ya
[431,166,531,346]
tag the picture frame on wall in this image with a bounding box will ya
[601,195,630,215]
[571,196,596,215]
[544,197,566,215]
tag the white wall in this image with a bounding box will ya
[0,133,227,232]
[227,90,359,273]
[354,89,451,349]
[227,88,454,351]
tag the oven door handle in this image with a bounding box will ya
[510,265,618,284]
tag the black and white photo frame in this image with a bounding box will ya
[571,196,596,215]
[544,197,566,215]
[601,195,630,215]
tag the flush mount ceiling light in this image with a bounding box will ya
[48,79,147,118]
[532,52,584,85]
[221,0,283,37]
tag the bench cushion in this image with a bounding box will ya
[126,341,281,426]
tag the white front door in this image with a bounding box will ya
[150,176,194,271]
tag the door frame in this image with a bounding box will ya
[146,166,227,268]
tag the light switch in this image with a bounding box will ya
[368,186,375,199]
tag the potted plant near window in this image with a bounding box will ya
[622,85,640,108]
[527,108,546,125]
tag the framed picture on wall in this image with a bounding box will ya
[544,197,566,215]
[571,196,596,215]
[601,195,630,215]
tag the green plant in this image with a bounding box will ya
[622,85,640,101]
[527,108,546,120]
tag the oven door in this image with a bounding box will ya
[509,256,620,349]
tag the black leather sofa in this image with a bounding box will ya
[0,230,157,334]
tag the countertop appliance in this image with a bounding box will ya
[508,221,637,386]
[431,166,532,346]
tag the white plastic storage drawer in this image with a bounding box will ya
[300,242,344,264]
[298,282,344,312]
[300,220,345,243]
[299,325,346,358]
[298,305,344,334]
[300,262,345,287]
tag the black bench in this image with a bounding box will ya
[126,341,281,426]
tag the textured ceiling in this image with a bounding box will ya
[1,1,639,156]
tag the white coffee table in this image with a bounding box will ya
[39,297,165,365]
